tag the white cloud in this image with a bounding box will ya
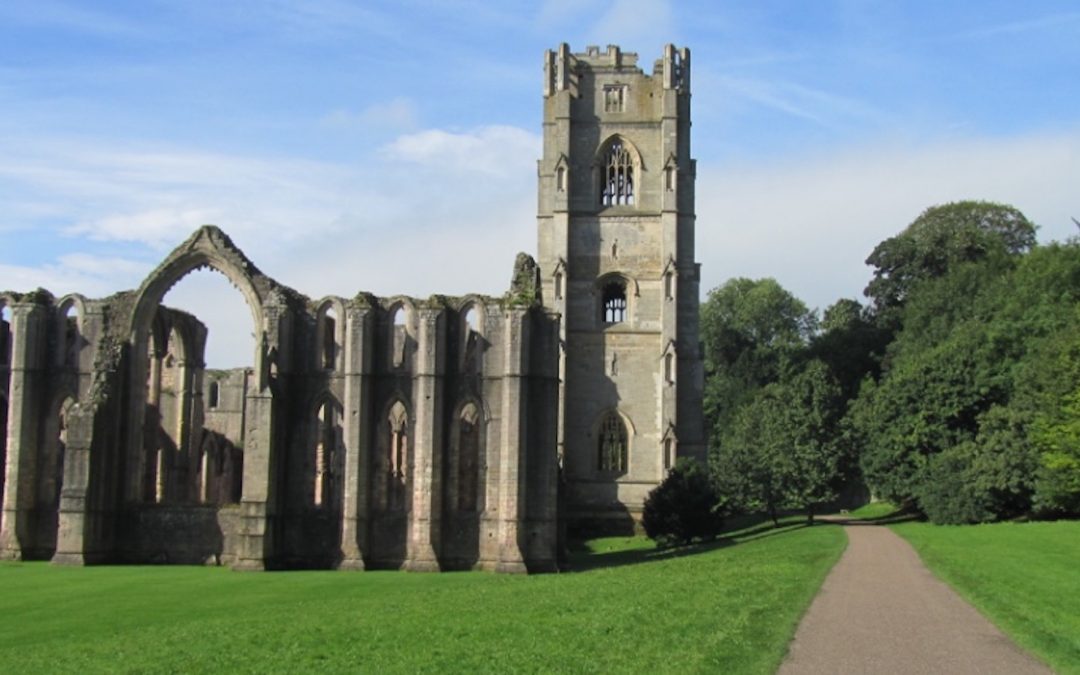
[697,130,1080,311]
[0,254,149,298]
[67,207,222,248]
[381,125,541,175]
[7,124,1077,366]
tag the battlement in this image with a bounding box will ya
[578,44,640,69]
[544,43,690,97]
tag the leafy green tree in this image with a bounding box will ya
[810,298,889,400]
[864,201,1036,319]
[701,278,816,440]
[777,362,846,523]
[713,361,844,524]
[851,235,1080,522]
[713,392,789,525]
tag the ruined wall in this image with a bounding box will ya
[0,227,560,573]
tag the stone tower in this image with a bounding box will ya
[537,44,706,531]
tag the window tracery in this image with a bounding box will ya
[602,281,627,324]
[598,412,628,474]
[601,139,634,206]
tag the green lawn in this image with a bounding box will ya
[0,523,844,674]
[844,501,902,520]
[892,520,1080,674]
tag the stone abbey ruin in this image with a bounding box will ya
[0,44,704,572]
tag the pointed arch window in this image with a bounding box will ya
[601,139,635,206]
[388,401,408,480]
[391,305,408,369]
[457,402,481,512]
[313,398,341,508]
[319,305,338,370]
[598,412,628,474]
[602,280,627,324]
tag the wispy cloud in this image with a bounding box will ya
[0,124,541,363]
[585,0,675,50]
[953,11,1080,40]
[0,0,146,38]
[381,125,540,175]
[0,254,149,298]
[716,75,883,129]
[697,129,1080,311]
[320,97,419,132]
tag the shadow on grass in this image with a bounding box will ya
[565,520,812,573]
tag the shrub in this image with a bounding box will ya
[916,444,993,524]
[643,459,724,547]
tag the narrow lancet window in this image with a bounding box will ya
[601,139,634,206]
[458,403,480,512]
[598,412,628,474]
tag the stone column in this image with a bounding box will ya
[338,307,372,570]
[234,390,274,570]
[52,402,95,565]
[234,310,283,571]
[495,308,529,573]
[0,302,47,560]
[403,307,443,571]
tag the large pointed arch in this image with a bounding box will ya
[129,226,270,377]
[124,226,289,505]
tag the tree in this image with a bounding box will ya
[713,361,845,525]
[851,238,1080,522]
[701,278,816,441]
[810,298,889,400]
[864,201,1036,318]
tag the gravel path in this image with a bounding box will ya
[778,522,1052,675]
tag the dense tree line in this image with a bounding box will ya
[645,201,1080,540]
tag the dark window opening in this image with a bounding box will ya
[598,413,628,473]
[321,310,337,370]
[208,381,220,409]
[602,282,627,324]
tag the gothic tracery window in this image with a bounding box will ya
[602,281,627,324]
[601,139,634,206]
[598,412,628,474]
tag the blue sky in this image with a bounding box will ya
[2,1,1079,365]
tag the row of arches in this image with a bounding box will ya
[300,395,488,516]
[312,299,487,373]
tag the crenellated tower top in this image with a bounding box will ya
[543,43,690,98]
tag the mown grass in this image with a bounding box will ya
[0,523,844,674]
[893,520,1080,674]
[845,501,902,520]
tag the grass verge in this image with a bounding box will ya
[0,523,844,674]
[892,520,1080,674]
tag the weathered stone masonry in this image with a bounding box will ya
[0,43,703,571]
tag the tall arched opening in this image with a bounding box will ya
[119,228,280,568]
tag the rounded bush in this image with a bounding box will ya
[643,459,725,546]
